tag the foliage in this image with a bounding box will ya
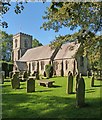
[42,2,101,33]
[45,64,53,78]
[1,77,101,118]
[0,31,13,61]
[32,38,43,48]
[0,61,13,77]
[41,2,102,69]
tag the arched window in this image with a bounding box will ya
[15,39,18,48]
[41,61,44,70]
[32,62,36,70]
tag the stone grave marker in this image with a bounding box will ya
[27,78,35,93]
[66,71,73,94]
[91,74,94,87]
[76,75,85,107]
[75,73,80,92]
[0,71,5,84]
[11,73,20,89]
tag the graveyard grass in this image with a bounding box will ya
[1,76,102,119]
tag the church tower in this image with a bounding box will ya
[12,32,32,71]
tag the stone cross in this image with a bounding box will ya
[76,75,85,107]
[27,78,35,93]
[11,73,20,89]
[66,71,73,94]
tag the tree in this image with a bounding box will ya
[32,38,43,48]
[41,2,102,69]
[0,31,13,61]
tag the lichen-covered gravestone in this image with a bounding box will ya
[76,75,85,107]
[11,73,20,89]
[27,78,35,93]
[91,74,94,87]
[66,71,73,94]
[0,71,5,84]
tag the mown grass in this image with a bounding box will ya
[1,76,102,119]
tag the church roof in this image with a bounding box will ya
[54,42,80,60]
[19,45,55,62]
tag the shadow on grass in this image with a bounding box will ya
[93,85,102,87]
[51,85,62,88]
[36,90,52,92]
[2,92,101,119]
[85,88,95,93]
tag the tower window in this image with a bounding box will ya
[25,40,28,48]
[15,39,18,48]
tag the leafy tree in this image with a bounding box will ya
[0,31,13,61]
[41,2,102,69]
[32,38,43,48]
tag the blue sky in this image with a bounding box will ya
[3,2,78,45]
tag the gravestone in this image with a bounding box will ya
[11,73,20,89]
[76,76,85,107]
[91,74,94,87]
[27,78,35,93]
[0,71,5,84]
[66,71,73,94]
[75,73,80,92]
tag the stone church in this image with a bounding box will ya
[12,32,88,76]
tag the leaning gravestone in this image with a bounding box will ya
[76,76,85,107]
[91,74,94,87]
[0,71,5,84]
[11,73,20,89]
[27,78,35,93]
[66,71,73,94]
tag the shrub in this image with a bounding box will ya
[45,64,53,78]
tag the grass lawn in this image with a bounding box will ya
[1,76,102,119]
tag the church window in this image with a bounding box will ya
[32,62,36,70]
[15,39,18,48]
[41,61,44,70]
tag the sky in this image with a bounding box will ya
[2,2,79,45]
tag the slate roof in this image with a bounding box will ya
[19,45,55,62]
[54,42,80,60]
